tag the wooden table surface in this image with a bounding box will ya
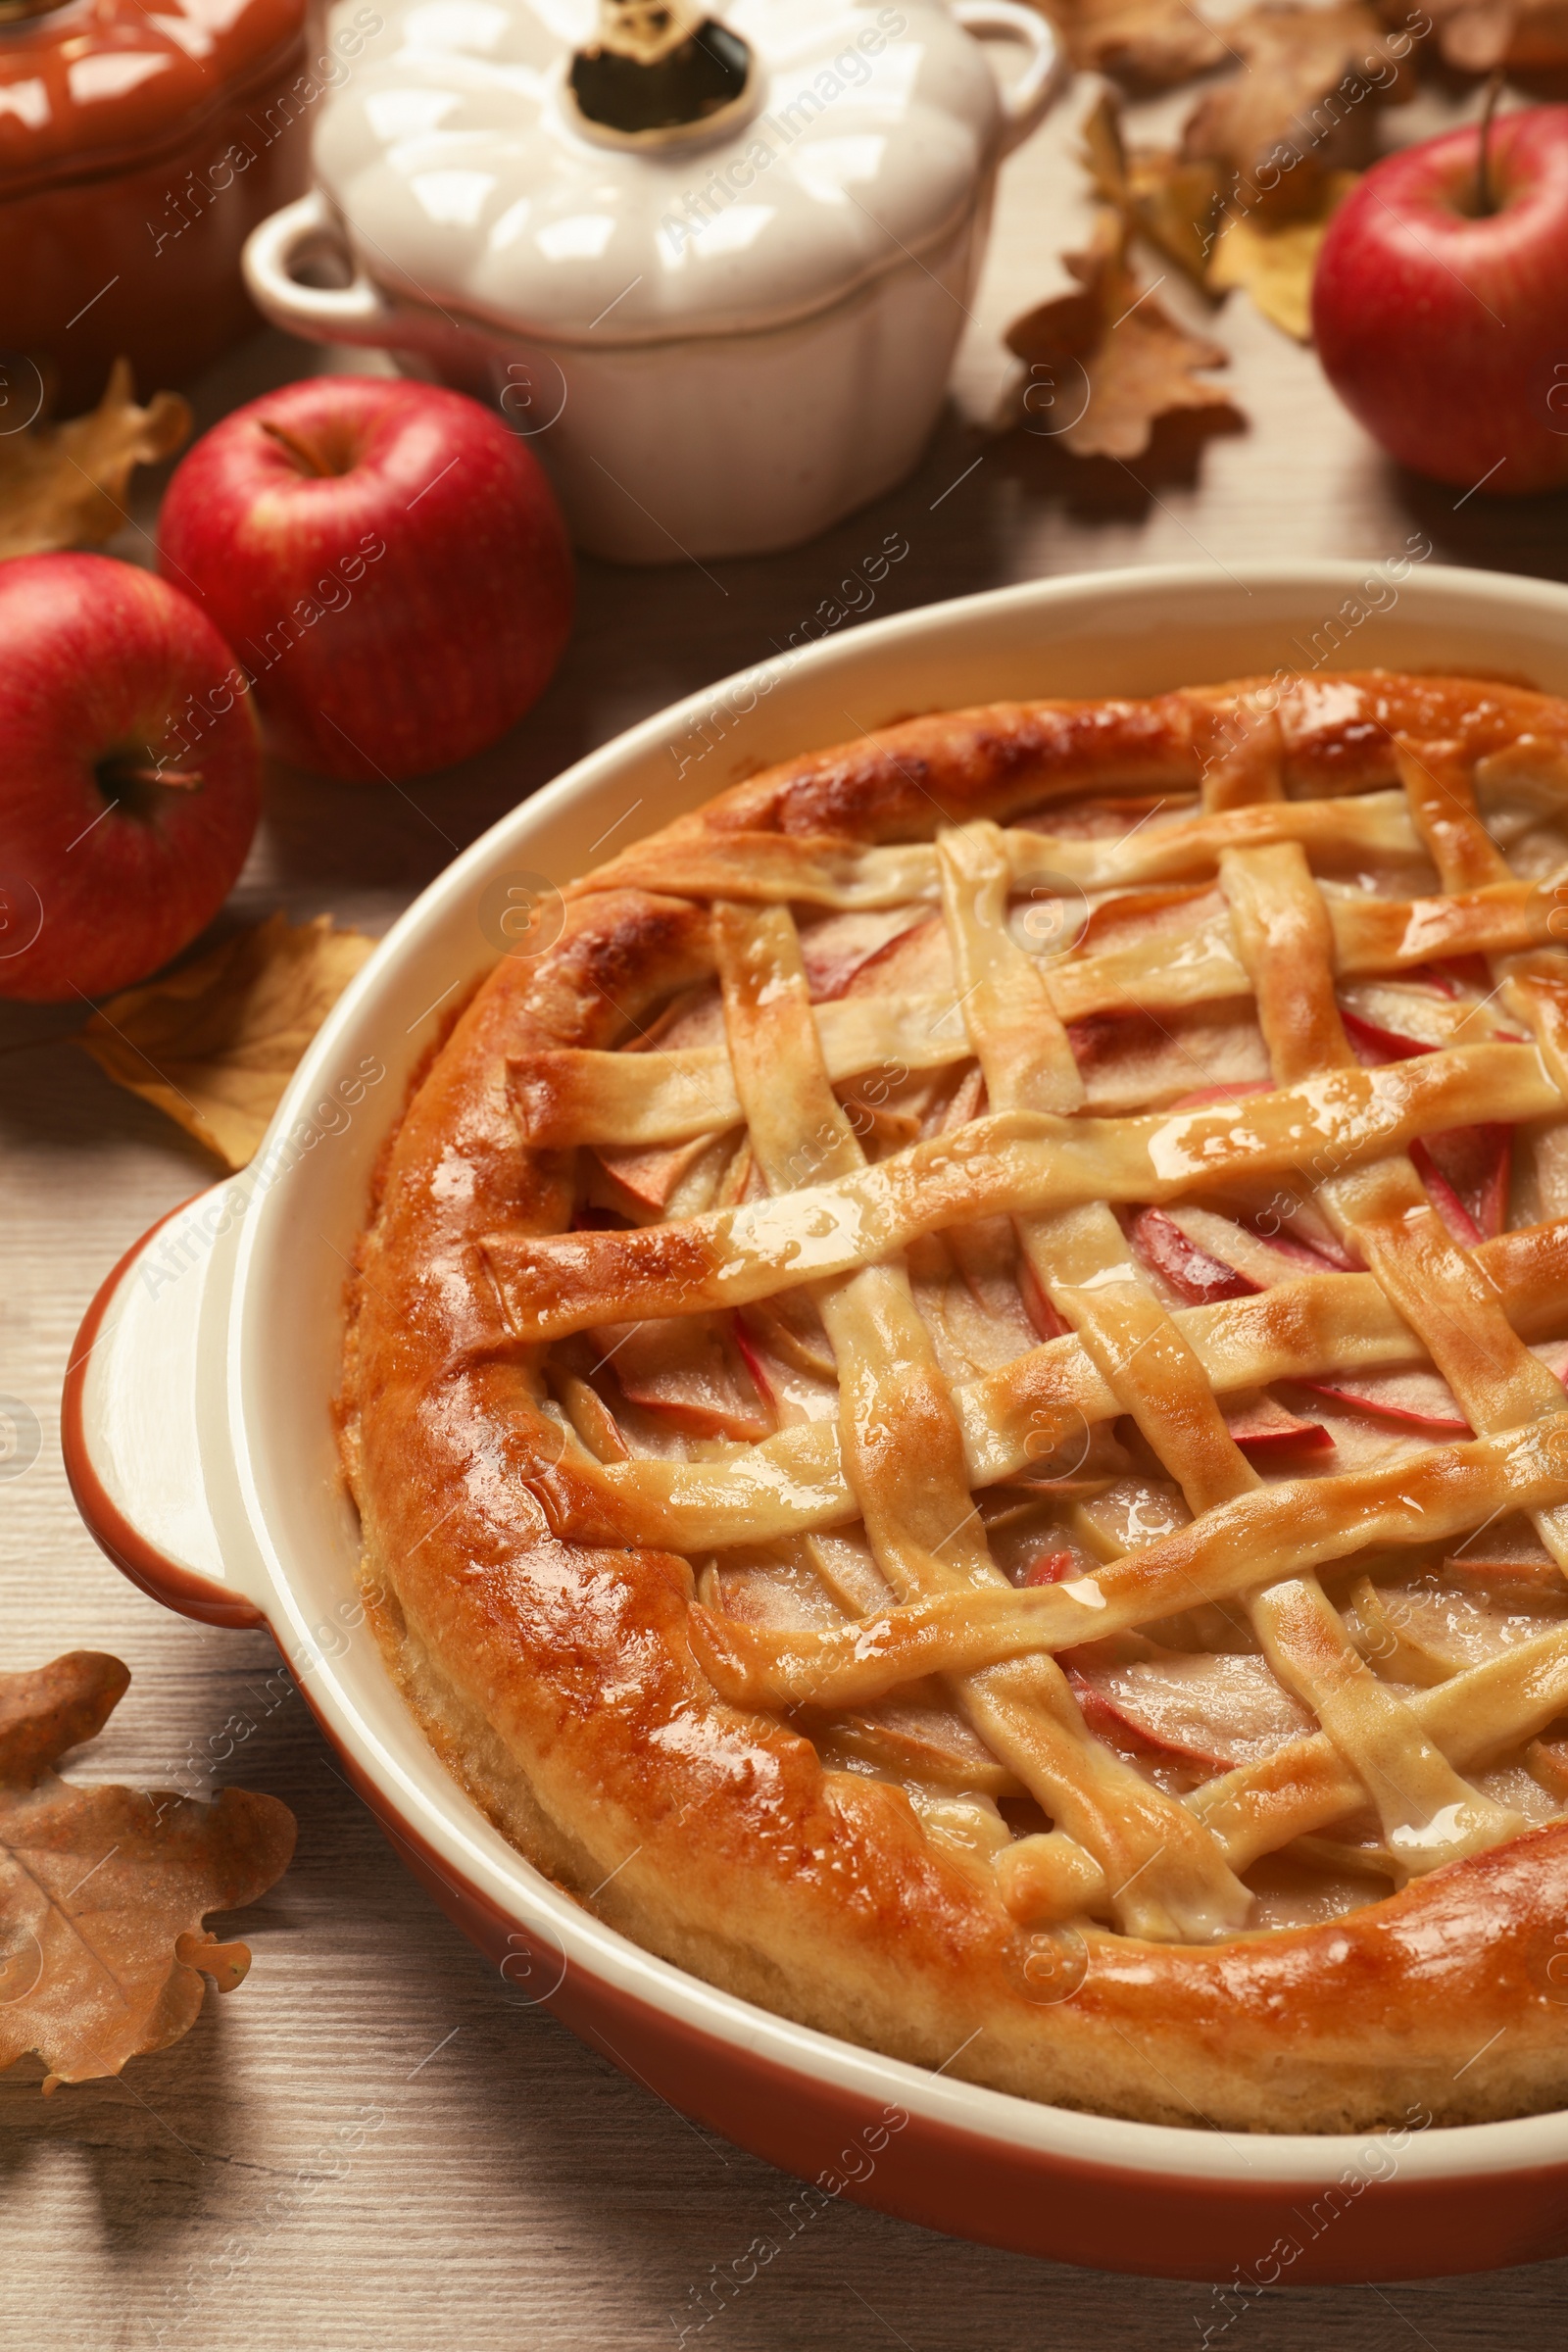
[6,61,1568,2352]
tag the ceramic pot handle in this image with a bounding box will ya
[952,0,1063,156]
[243,189,419,351]
[62,1191,267,1631]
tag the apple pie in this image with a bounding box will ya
[344,669,1568,2132]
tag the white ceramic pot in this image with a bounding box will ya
[64,564,1568,2278]
[242,0,1060,563]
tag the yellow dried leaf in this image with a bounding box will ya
[0,1652,294,2091]
[1034,0,1228,88]
[1002,212,1237,462]
[1082,89,1224,285]
[1182,1,1413,220]
[0,358,191,560]
[79,912,377,1170]
[1206,169,1360,338]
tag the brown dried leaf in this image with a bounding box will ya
[0,1653,294,2091]
[1205,167,1360,336]
[1494,0,1568,69]
[1405,0,1511,68]
[1035,0,1229,88]
[80,912,377,1170]
[1417,0,1568,69]
[1182,1,1415,220]
[1082,89,1224,284]
[1435,0,1512,64]
[1002,212,1237,462]
[0,359,191,560]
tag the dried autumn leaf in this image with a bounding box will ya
[1397,0,1568,68]
[1002,212,1237,462]
[1420,0,1512,64]
[1206,168,1360,337]
[1082,89,1224,285]
[79,911,377,1170]
[1034,0,1229,88]
[0,1652,295,2092]
[0,358,191,560]
[1182,1,1415,220]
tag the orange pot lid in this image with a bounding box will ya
[0,0,304,197]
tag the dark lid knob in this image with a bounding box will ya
[569,1,753,139]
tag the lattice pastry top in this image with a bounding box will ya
[345,671,1568,2132]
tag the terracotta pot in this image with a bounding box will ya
[0,0,333,411]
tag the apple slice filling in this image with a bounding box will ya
[1294,1366,1471,1434]
[1409,1123,1512,1245]
[1221,1393,1334,1458]
[1129,1205,1259,1303]
[1064,1644,1316,1775]
[798,906,933,1001]
[592,1312,770,1442]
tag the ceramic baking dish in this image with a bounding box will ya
[64,562,1568,2281]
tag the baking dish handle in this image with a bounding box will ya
[953,0,1064,157]
[63,1191,267,1631]
[244,189,439,354]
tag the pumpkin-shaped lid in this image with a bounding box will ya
[0,0,304,198]
[311,0,1008,343]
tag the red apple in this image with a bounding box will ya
[157,376,573,783]
[1311,107,1568,494]
[0,554,260,1004]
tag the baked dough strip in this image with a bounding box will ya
[534,1216,1568,1553]
[1384,741,1568,1585]
[994,731,1568,1916]
[576,796,1424,909]
[510,880,1547,1152]
[999,1625,1568,1924]
[513,992,970,1149]
[683,1416,1568,1706]
[1205,734,1529,1869]
[486,1042,1559,1342]
[710,898,1249,1940]
[940,790,1516,1881]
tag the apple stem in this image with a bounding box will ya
[259,418,333,477]
[133,765,203,791]
[1475,67,1505,218]
[98,760,204,795]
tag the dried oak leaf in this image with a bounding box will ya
[0,1652,295,2091]
[0,358,191,560]
[1182,1,1415,220]
[79,911,377,1170]
[1082,88,1225,284]
[1206,167,1360,336]
[1035,0,1229,89]
[1003,212,1236,462]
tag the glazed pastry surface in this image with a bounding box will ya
[345,671,1568,2131]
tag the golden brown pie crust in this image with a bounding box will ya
[344,672,1568,2132]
